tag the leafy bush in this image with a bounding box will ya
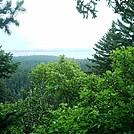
[30,55,87,108]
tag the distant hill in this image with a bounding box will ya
[13,55,92,73]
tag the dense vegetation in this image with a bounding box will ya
[2,55,90,102]
[0,0,134,133]
[0,47,134,133]
[0,0,25,103]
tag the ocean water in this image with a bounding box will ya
[6,48,94,59]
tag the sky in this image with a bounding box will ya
[0,0,119,50]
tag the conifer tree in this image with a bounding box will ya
[0,0,26,34]
[0,0,25,78]
[89,18,134,74]
[75,0,134,20]
[0,0,25,102]
[76,0,134,75]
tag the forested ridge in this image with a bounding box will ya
[2,55,91,102]
[0,0,134,133]
[13,55,91,70]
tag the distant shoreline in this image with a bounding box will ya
[5,48,94,59]
[5,48,93,52]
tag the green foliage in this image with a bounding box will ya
[97,46,134,133]
[0,0,26,34]
[2,55,90,102]
[90,22,120,74]
[75,0,100,19]
[1,56,87,133]
[4,67,31,101]
[89,17,134,75]
[0,0,134,133]
[86,0,133,75]
[111,46,134,78]
[0,0,25,102]
[0,46,20,102]
[13,55,90,72]
[0,47,134,133]
[0,102,26,133]
[0,46,19,79]
[83,47,134,133]
[109,0,134,23]
[75,0,134,21]
[30,55,87,108]
[3,55,60,102]
[13,55,60,68]
[32,46,134,133]
[76,58,92,73]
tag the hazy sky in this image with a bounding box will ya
[1,0,119,50]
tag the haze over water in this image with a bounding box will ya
[6,48,94,59]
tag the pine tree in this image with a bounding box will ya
[0,47,19,78]
[0,0,25,102]
[0,0,26,34]
[76,0,134,75]
[88,18,134,74]
[75,0,134,20]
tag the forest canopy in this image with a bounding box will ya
[0,0,134,133]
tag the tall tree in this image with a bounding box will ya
[30,55,86,108]
[75,0,133,75]
[0,0,25,102]
[88,19,134,74]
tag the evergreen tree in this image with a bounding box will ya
[112,0,134,23]
[88,22,122,74]
[0,46,19,78]
[88,18,134,74]
[75,0,134,19]
[0,0,25,102]
[0,0,26,34]
[0,46,20,102]
[0,0,26,79]
[76,0,134,75]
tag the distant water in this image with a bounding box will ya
[6,48,94,59]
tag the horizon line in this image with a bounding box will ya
[5,48,93,53]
